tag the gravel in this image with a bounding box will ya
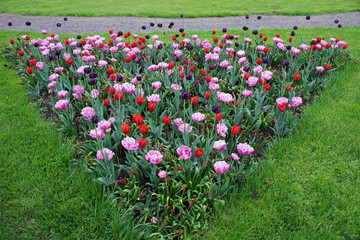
[1,12,359,34]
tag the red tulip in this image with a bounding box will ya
[190,65,195,71]
[231,126,240,135]
[66,59,73,65]
[206,75,211,82]
[168,62,174,69]
[257,58,262,64]
[201,69,206,76]
[195,148,203,158]
[114,92,120,100]
[30,59,36,65]
[124,57,131,63]
[18,50,24,56]
[272,119,276,123]
[264,84,271,90]
[205,92,210,99]
[215,113,222,121]
[109,29,113,34]
[121,124,130,134]
[26,67,33,74]
[163,116,171,125]
[137,97,145,105]
[104,99,110,106]
[133,114,144,125]
[264,36,268,41]
[212,30,216,34]
[139,138,147,148]
[213,37,218,42]
[276,34,280,38]
[287,86,292,91]
[9,39,14,44]
[109,74,116,81]
[191,96,198,105]
[148,102,156,112]
[294,74,301,81]
[219,43,223,48]
[244,73,250,80]
[326,64,332,70]
[178,166,183,171]
[260,33,263,38]
[139,125,149,135]
[181,32,185,37]
[107,67,114,74]
[108,87,115,95]
[289,37,293,42]
[278,103,286,112]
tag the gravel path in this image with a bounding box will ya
[1,12,359,34]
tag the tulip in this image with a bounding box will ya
[195,148,203,158]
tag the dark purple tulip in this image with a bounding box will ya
[310,40,317,45]
[157,23,162,28]
[293,26,298,30]
[136,75,142,81]
[209,65,215,70]
[134,57,141,64]
[141,26,146,30]
[186,44,193,51]
[291,31,295,36]
[257,16,261,20]
[181,91,190,100]
[243,26,248,31]
[179,28,184,32]
[170,22,174,26]
[235,42,240,47]
[54,49,61,55]
[252,30,258,35]
[262,57,269,64]
[88,78,97,85]
[282,60,290,66]
[229,35,234,40]
[91,115,99,123]
[222,28,227,33]
[306,15,311,20]
[116,74,123,82]
[175,34,179,37]
[245,15,249,19]
[243,65,251,72]
[89,72,97,78]
[334,19,339,24]
[212,105,221,114]
[34,43,39,47]
[76,35,81,39]
[56,23,61,27]
[84,67,91,74]
[185,73,193,80]
[157,43,163,49]
[145,35,150,39]
[76,42,82,48]
[64,17,68,21]
[168,25,173,29]
[25,21,31,26]
[178,45,184,50]
[338,24,342,28]
[286,45,292,50]
[174,56,181,62]
[8,22,12,26]
[180,14,184,18]
[150,22,154,26]
[48,55,55,61]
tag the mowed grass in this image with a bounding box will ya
[0,26,359,239]
[0,34,139,239]
[207,33,360,239]
[0,0,359,17]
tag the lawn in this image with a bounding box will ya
[0,26,359,239]
[0,0,359,17]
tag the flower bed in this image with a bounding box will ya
[4,29,350,238]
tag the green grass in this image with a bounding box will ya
[0,34,139,239]
[0,0,360,17]
[207,38,360,240]
[0,27,359,239]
